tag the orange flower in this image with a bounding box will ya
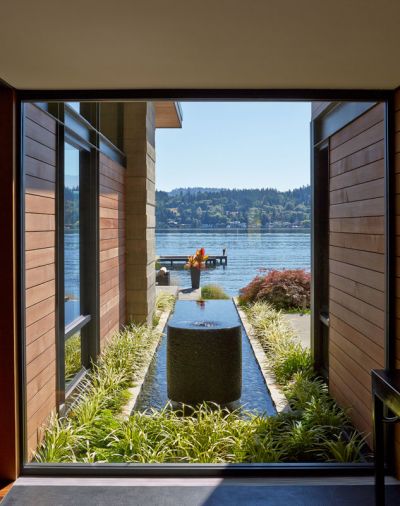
[184,248,208,270]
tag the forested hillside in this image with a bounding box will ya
[156,186,311,230]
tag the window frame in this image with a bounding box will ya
[17,89,395,478]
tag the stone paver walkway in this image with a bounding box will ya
[282,313,310,349]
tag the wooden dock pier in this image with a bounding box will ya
[158,254,228,267]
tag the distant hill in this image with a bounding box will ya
[156,186,311,230]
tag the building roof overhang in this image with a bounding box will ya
[154,102,183,128]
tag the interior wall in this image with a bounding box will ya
[328,103,385,444]
[99,153,126,348]
[23,103,57,456]
[0,87,18,480]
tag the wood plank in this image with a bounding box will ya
[329,216,384,234]
[330,273,384,310]
[25,103,56,134]
[329,245,384,272]
[27,366,56,403]
[329,350,372,413]
[99,256,125,274]
[26,280,56,308]
[25,194,55,215]
[27,391,56,441]
[329,300,384,346]
[25,296,55,327]
[25,213,55,232]
[25,117,56,150]
[99,161,125,185]
[26,339,55,380]
[99,206,124,220]
[25,174,55,199]
[330,329,380,384]
[329,197,384,219]
[330,232,384,254]
[330,286,384,329]
[24,155,56,182]
[100,228,125,240]
[330,122,384,164]
[330,140,384,177]
[26,328,55,366]
[330,259,384,291]
[330,104,384,150]
[26,374,56,418]
[25,264,56,288]
[25,248,55,270]
[100,237,126,252]
[25,231,55,250]
[329,374,372,443]
[330,159,384,192]
[24,137,56,166]
[100,247,120,263]
[330,314,384,365]
[99,194,124,211]
[25,313,55,345]
[99,173,124,194]
[330,178,384,205]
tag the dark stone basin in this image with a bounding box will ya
[167,300,242,405]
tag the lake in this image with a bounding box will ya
[156,230,311,295]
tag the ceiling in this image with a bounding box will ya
[1,0,399,91]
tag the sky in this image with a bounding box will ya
[155,102,311,192]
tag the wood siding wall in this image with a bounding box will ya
[24,104,57,456]
[329,103,385,444]
[99,153,126,348]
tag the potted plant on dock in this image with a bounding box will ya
[185,248,208,289]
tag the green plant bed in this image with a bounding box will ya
[34,300,366,464]
[200,284,230,300]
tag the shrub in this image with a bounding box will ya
[201,284,230,300]
[239,269,311,310]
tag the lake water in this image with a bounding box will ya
[156,231,311,295]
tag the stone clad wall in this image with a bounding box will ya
[123,102,156,324]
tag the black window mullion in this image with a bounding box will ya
[56,103,66,408]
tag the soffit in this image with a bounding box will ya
[1,0,399,90]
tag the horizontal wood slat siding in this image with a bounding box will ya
[24,104,57,457]
[99,153,126,348]
[394,89,400,474]
[329,104,385,448]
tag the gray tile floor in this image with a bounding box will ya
[4,477,400,506]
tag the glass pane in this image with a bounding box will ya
[65,331,82,385]
[64,143,81,326]
[66,102,80,113]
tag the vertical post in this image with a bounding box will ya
[124,103,156,324]
[0,85,19,480]
[383,95,396,474]
[373,393,385,505]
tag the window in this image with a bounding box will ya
[59,139,97,398]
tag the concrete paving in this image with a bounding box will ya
[282,313,311,349]
[178,288,201,300]
[156,285,179,297]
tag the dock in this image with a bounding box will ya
[158,254,228,267]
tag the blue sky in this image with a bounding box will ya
[155,102,311,192]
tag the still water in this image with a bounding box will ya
[135,300,276,415]
[157,231,310,295]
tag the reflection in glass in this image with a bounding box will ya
[64,143,80,326]
[67,102,80,113]
[65,332,82,385]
